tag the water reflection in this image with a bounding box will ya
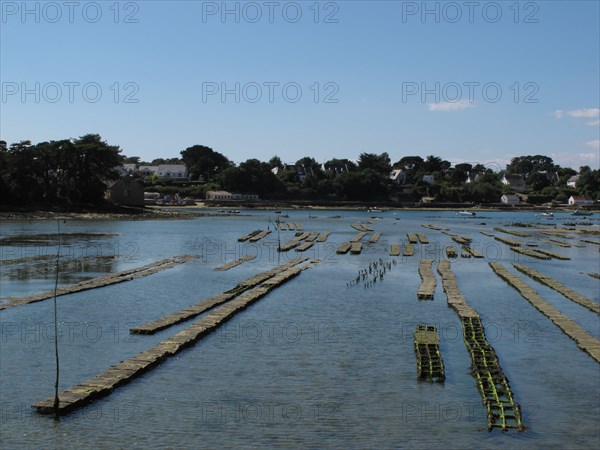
[3,255,117,282]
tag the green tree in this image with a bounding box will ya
[472,163,489,173]
[220,159,286,197]
[277,169,301,185]
[556,187,578,203]
[394,156,425,184]
[448,163,472,185]
[465,182,502,203]
[423,155,450,174]
[70,134,123,203]
[334,169,388,201]
[148,157,182,165]
[7,140,37,203]
[358,152,392,176]
[435,180,459,202]
[181,145,231,181]
[295,156,321,175]
[454,163,473,173]
[0,140,8,199]
[268,156,283,169]
[1,135,122,205]
[557,167,577,185]
[316,178,336,197]
[527,171,551,192]
[507,155,555,175]
[477,171,501,185]
[577,166,600,199]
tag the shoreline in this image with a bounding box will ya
[0,205,202,221]
[0,203,598,220]
[151,202,600,214]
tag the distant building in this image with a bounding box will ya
[566,175,579,188]
[139,165,159,177]
[422,174,435,185]
[114,163,137,176]
[501,194,520,205]
[390,169,406,185]
[321,161,352,175]
[156,164,189,180]
[568,195,593,206]
[144,192,161,205]
[128,164,189,181]
[205,191,259,201]
[501,174,527,192]
[465,172,481,184]
[536,170,559,184]
[106,176,144,206]
[271,164,314,182]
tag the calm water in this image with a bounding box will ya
[1,210,599,449]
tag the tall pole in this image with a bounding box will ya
[52,220,61,420]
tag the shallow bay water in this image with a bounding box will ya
[1,210,599,449]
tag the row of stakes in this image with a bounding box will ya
[346,259,397,290]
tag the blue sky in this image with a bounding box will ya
[1,1,599,169]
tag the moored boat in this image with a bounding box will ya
[572,209,591,216]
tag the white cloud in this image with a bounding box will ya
[428,100,475,112]
[585,120,600,126]
[584,139,600,148]
[553,108,600,119]
[551,151,599,169]
[569,108,600,118]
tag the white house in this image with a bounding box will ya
[422,174,435,185]
[139,165,159,177]
[568,195,593,206]
[156,164,189,180]
[321,162,351,175]
[114,163,137,176]
[390,169,406,185]
[501,175,527,192]
[566,175,579,188]
[501,194,520,205]
[465,172,481,184]
[271,164,313,182]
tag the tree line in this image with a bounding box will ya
[1,135,122,206]
[1,135,598,206]
[170,145,599,204]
